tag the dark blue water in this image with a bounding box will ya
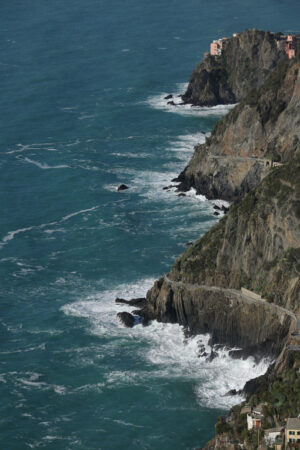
[1,1,299,448]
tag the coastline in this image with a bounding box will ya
[118,29,300,448]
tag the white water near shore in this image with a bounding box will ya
[147,83,237,117]
[62,279,270,410]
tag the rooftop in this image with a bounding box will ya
[286,418,300,430]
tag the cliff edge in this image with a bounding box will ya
[177,59,300,201]
[182,29,286,106]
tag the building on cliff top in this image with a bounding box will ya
[210,37,229,56]
[276,34,298,59]
[285,418,300,447]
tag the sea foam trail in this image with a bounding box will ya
[0,206,99,250]
[62,279,270,410]
[147,82,236,117]
[23,157,70,169]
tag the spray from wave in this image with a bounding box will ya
[147,83,236,117]
[62,279,270,410]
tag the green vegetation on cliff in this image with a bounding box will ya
[172,161,300,312]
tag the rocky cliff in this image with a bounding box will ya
[138,161,300,358]
[177,59,300,201]
[182,29,286,106]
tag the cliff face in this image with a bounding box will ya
[177,60,300,201]
[172,162,300,312]
[143,277,293,358]
[182,29,285,106]
[140,162,300,357]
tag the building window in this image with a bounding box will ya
[297,432,300,435]
[289,431,295,435]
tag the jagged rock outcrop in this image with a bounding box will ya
[177,60,300,201]
[140,277,292,358]
[182,29,286,106]
[138,161,300,358]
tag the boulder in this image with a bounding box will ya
[117,312,135,328]
[164,94,173,100]
[117,184,129,191]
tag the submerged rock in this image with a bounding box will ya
[164,94,173,100]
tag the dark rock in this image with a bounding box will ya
[117,184,129,191]
[185,242,193,247]
[115,297,146,308]
[213,211,220,216]
[167,101,176,106]
[163,185,177,190]
[213,205,222,211]
[177,193,186,197]
[182,29,285,107]
[222,206,229,213]
[164,94,173,100]
[225,389,237,396]
[117,312,135,328]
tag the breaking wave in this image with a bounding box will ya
[62,279,270,410]
[147,83,236,117]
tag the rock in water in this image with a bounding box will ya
[117,312,135,328]
[225,389,237,396]
[164,94,173,100]
[117,184,129,191]
[115,297,146,307]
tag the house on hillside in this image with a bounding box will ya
[264,428,283,446]
[285,418,300,447]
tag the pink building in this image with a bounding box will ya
[276,34,297,59]
[210,38,227,56]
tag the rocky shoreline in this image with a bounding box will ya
[117,29,300,448]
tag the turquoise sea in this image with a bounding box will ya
[1,1,299,448]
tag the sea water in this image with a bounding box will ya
[1,1,299,448]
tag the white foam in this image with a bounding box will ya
[0,226,34,249]
[61,206,99,222]
[62,279,270,410]
[147,82,236,117]
[23,157,70,169]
